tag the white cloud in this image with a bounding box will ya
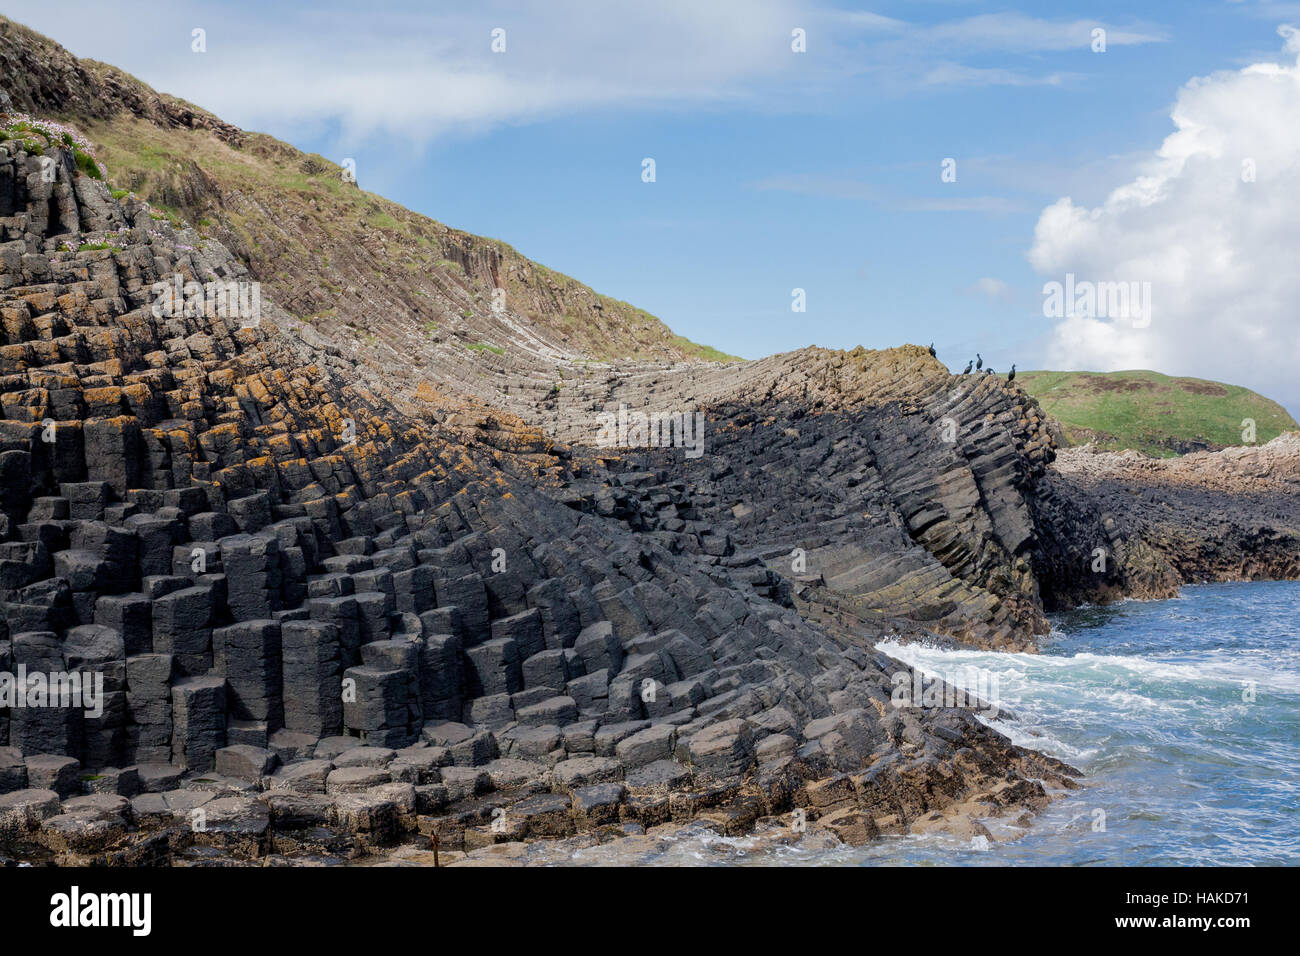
[967,277,1014,301]
[831,11,907,33]
[201,0,811,142]
[847,12,1165,89]
[752,173,1028,214]
[920,63,1073,87]
[5,0,810,143]
[922,13,1165,53]
[2,0,1167,146]
[1028,25,1300,412]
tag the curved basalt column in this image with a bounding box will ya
[539,346,1058,650]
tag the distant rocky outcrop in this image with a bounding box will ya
[532,347,1059,652]
[1032,437,1300,607]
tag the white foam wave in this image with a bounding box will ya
[875,640,1300,696]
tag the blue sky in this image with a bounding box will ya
[8,0,1300,412]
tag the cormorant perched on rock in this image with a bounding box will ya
[975,353,983,370]
[928,343,936,358]
[986,367,995,375]
[962,361,972,375]
[1008,364,1016,383]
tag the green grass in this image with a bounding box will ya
[1016,369,1298,457]
[465,342,504,355]
[4,135,45,153]
[73,149,102,179]
[1,120,50,155]
[668,334,740,363]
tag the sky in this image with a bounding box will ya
[6,0,1300,413]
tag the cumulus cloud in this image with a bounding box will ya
[1029,25,1300,412]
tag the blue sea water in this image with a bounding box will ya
[856,580,1300,865]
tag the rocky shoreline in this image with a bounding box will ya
[2,20,1298,867]
[1035,439,1300,606]
[2,698,1083,867]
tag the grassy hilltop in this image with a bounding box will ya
[1017,369,1298,457]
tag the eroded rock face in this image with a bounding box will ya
[0,18,243,144]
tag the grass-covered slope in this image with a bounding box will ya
[84,116,739,361]
[1016,369,1298,457]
